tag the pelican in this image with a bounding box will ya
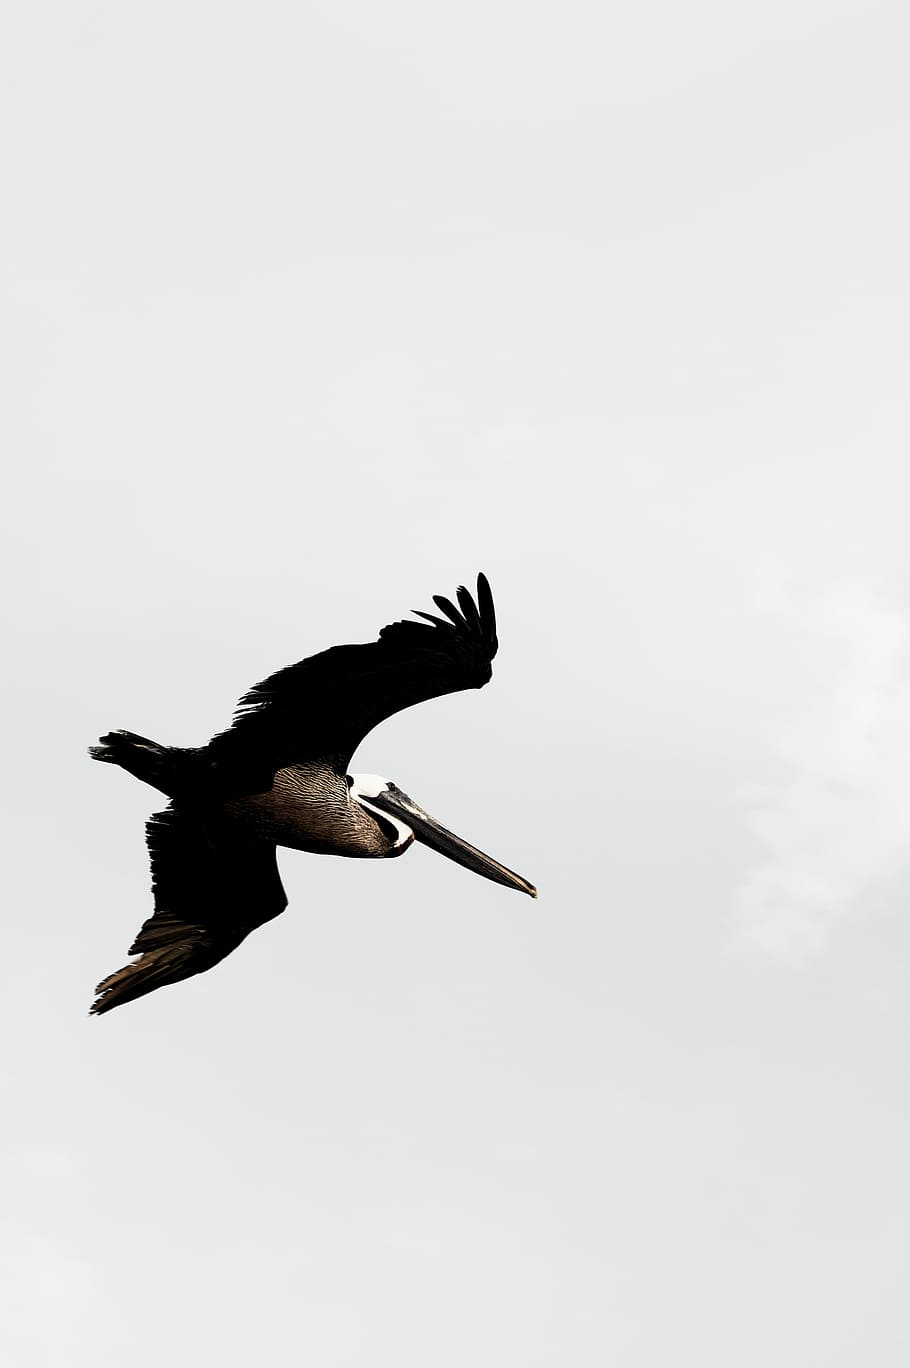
[89,574,536,1015]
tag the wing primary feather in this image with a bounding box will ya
[476,572,496,645]
[411,609,457,631]
[431,594,465,628]
[455,584,482,634]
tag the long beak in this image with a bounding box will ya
[367,784,538,898]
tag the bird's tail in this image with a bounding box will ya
[89,730,187,796]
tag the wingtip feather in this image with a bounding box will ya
[455,584,482,634]
[431,593,464,628]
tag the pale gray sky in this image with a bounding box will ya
[4,2,910,1364]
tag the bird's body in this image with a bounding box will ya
[90,575,536,1015]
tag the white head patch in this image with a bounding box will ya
[348,773,391,800]
[349,773,412,848]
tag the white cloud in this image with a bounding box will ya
[734,573,910,960]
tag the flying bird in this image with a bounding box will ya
[89,574,536,1015]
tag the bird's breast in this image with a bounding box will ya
[222,764,391,857]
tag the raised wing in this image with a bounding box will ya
[205,573,498,794]
[90,807,287,1015]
